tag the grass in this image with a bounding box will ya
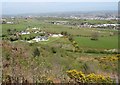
[2,17,118,83]
[39,37,61,44]
[74,35,118,49]
[84,19,117,24]
[2,18,117,37]
[2,36,118,83]
[39,35,118,49]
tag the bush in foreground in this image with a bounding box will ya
[66,69,115,84]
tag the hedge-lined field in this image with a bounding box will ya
[74,36,118,49]
[1,17,119,83]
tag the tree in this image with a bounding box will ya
[68,36,73,42]
[61,31,68,36]
[51,47,56,53]
[7,29,11,35]
[91,32,99,41]
[2,21,6,24]
[33,47,40,57]
[13,29,17,33]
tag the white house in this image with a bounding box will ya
[32,27,40,30]
[58,34,64,37]
[32,27,37,29]
[21,31,30,35]
[32,36,48,42]
[6,22,14,24]
[51,34,63,37]
[34,31,39,33]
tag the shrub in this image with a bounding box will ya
[51,47,56,53]
[85,49,99,54]
[61,31,68,36]
[68,36,73,42]
[5,53,11,61]
[33,47,40,57]
[66,70,114,84]
[91,32,99,41]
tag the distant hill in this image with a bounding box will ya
[2,10,118,18]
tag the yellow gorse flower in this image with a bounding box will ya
[66,70,114,83]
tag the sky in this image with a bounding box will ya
[1,0,119,2]
[1,1,119,15]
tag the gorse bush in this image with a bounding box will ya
[95,55,119,62]
[66,70,115,84]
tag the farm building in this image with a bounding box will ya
[32,36,48,42]
[51,34,63,37]
[21,31,30,35]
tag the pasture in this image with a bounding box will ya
[1,17,119,83]
[74,36,118,49]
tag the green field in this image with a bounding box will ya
[2,18,117,36]
[74,36,118,49]
[1,17,119,83]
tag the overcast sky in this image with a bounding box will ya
[1,1,118,15]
